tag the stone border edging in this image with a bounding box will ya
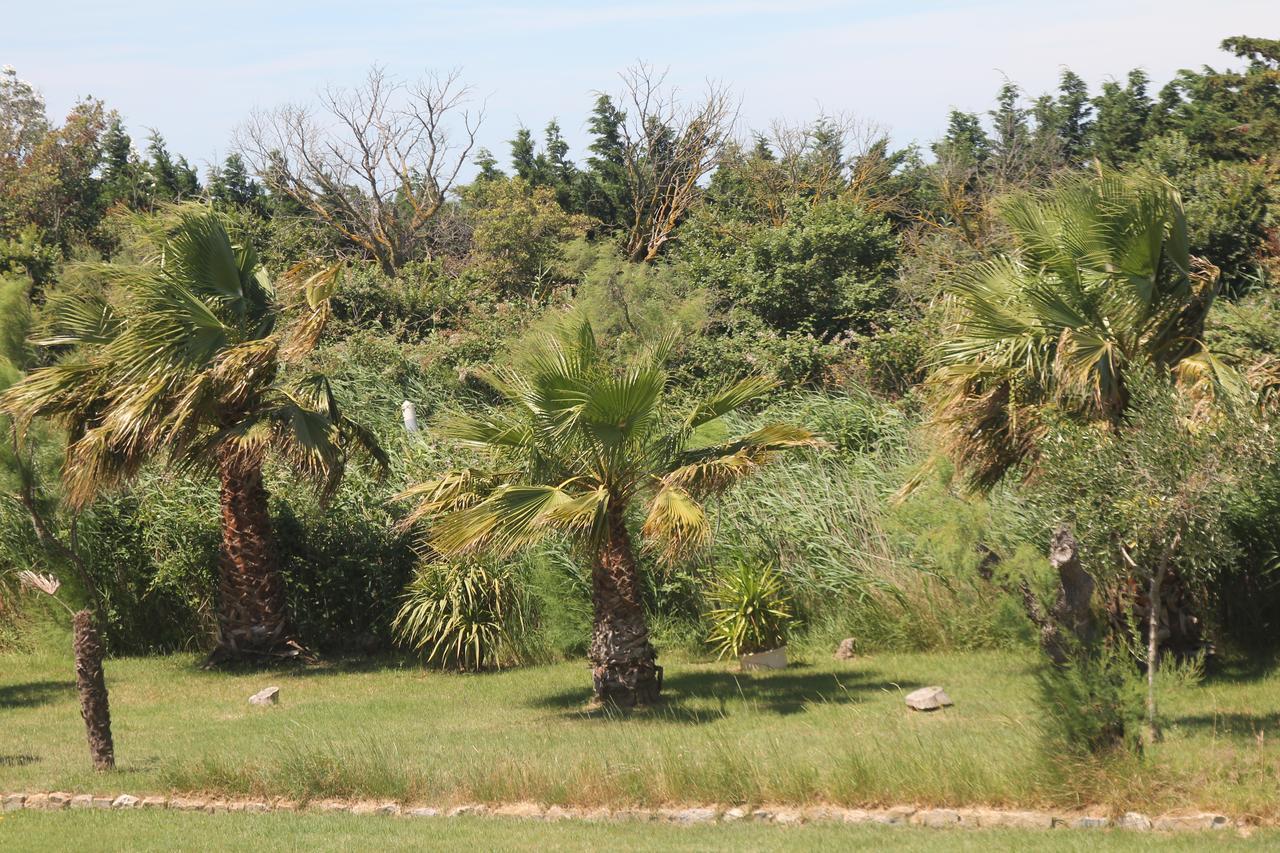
[0,793,1246,834]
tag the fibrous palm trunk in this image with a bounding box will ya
[588,503,661,706]
[72,609,114,771]
[210,448,302,663]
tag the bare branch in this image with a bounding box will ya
[236,67,481,275]
[607,63,737,262]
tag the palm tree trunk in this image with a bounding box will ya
[72,609,114,771]
[210,448,302,663]
[588,502,661,706]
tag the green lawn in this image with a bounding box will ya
[2,811,1274,853]
[2,642,1279,816]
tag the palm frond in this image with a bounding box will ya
[684,375,777,429]
[642,484,710,564]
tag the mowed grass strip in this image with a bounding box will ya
[3,810,1276,853]
[2,645,1279,816]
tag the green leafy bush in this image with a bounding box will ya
[1036,647,1144,757]
[706,560,794,657]
[677,196,898,339]
[392,561,526,671]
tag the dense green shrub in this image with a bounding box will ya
[1036,647,1144,757]
[677,196,899,339]
[392,560,527,671]
[462,177,592,296]
[1138,132,1272,294]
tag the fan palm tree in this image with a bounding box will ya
[928,170,1238,490]
[1,205,386,662]
[397,320,821,706]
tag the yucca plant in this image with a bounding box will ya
[0,206,387,663]
[928,170,1240,490]
[706,560,794,658]
[392,561,523,671]
[397,318,822,706]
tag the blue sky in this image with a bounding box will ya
[4,1,1277,175]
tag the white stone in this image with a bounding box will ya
[111,794,140,810]
[248,686,280,706]
[1116,812,1152,831]
[905,686,954,711]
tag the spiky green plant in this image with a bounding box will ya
[0,205,386,662]
[706,560,794,658]
[928,170,1240,490]
[392,561,524,671]
[397,318,822,706]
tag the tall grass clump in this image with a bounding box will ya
[707,389,1030,655]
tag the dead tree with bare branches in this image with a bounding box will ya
[612,65,736,263]
[237,67,481,275]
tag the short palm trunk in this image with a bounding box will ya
[211,450,302,663]
[589,507,662,706]
[72,609,114,771]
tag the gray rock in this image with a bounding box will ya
[1115,812,1152,831]
[905,686,953,711]
[407,807,441,817]
[140,796,167,810]
[447,804,486,817]
[722,806,749,822]
[834,638,857,660]
[24,793,50,810]
[1069,816,1110,829]
[47,792,72,809]
[670,807,718,824]
[3,794,27,812]
[70,794,94,810]
[249,686,280,706]
[91,797,113,809]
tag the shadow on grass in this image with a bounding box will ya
[0,679,75,709]
[0,754,39,766]
[1203,651,1280,686]
[187,652,424,679]
[1172,711,1280,738]
[533,667,924,724]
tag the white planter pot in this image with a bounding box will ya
[739,646,787,671]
